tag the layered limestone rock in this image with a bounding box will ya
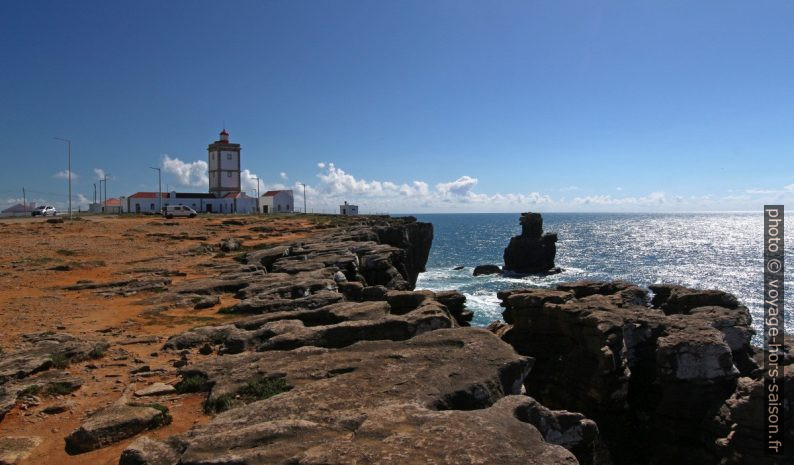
[0,332,106,421]
[503,212,558,273]
[120,217,600,464]
[125,329,592,464]
[492,279,788,465]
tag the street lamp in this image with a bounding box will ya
[54,137,72,217]
[149,167,162,213]
[252,176,261,214]
[301,183,307,214]
[103,173,110,212]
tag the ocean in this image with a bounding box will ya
[412,213,792,343]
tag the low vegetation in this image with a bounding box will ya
[175,373,212,393]
[204,376,291,413]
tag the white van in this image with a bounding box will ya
[163,205,197,219]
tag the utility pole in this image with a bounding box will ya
[252,177,261,214]
[301,183,307,214]
[22,188,26,214]
[93,183,97,205]
[98,179,104,212]
[103,173,110,212]
[54,137,72,217]
[149,167,162,213]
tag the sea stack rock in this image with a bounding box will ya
[503,212,557,273]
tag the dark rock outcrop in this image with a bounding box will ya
[473,264,502,276]
[709,366,794,465]
[65,403,171,454]
[503,212,557,273]
[492,280,785,465]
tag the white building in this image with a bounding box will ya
[339,201,358,216]
[261,190,294,214]
[125,130,257,214]
[123,191,257,214]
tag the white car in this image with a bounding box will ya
[31,205,58,217]
[163,205,197,219]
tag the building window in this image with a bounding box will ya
[227,153,232,160]
[227,172,231,177]
[150,203,155,211]
[211,153,215,160]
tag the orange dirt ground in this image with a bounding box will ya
[0,214,319,464]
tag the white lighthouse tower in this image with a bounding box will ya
[208,129,241,197]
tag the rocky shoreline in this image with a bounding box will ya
[0,215,790,464]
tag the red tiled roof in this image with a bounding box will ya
[263,190,288,197]
[104,198,121,206]
[129,192,169,199]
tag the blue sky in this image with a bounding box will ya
[1,0,792,213]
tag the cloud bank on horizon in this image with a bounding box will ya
[11,158,794,213]
[152,156,794,213]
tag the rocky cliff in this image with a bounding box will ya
[492,279,792,465]
[113,216,598,465]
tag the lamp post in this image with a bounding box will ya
[98,179,104,212]
[252,176,261,214]
[149,167,162,214]
[103,173,110,212]
[301,183,307,214]
[54,137,72,217]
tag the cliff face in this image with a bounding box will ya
[118,216,596,465]
[493,279,793,465]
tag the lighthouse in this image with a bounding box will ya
[208,129,241,197]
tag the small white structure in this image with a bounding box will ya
[339,201,358,216]
[261,190,294,214]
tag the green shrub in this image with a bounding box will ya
[17,385,42,398]
[175,373,211,393]
[44,382,75,396]
[205,394,234,413]
[209,331,228,346]
[49,353,71,369]
[204,376,291,413]
[128,402,172,427]
[88,342,109,359]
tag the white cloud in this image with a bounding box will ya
[745,188,778,195]
[53,170,78,180]
[616,187,623,191]
[572,191,666,206]
[240,169,259,192]
[559,186,579,192]
[93,168,106,180]
[436,176,478,196]
[280,172,288,180]
[783,183,794,192]
[162,155,208,187]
